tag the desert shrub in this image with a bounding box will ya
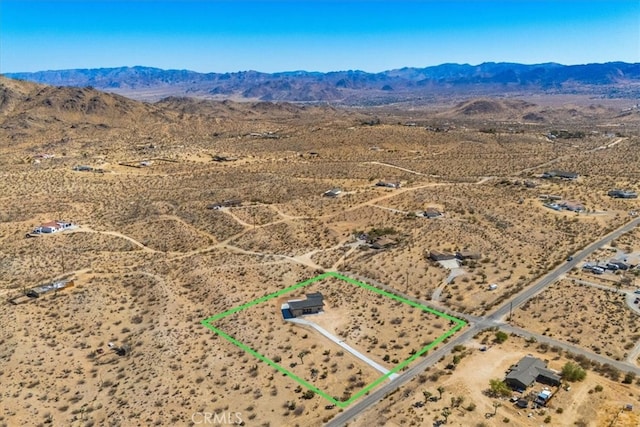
[562,362,586,382]
[494,331,508,343]
[489,379,511,397]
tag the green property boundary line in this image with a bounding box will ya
[201,271,466,408]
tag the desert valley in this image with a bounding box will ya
[1,73,640,427]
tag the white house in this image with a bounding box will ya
[32,221,74,234]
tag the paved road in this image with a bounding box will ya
[497,324,640,375]
[489,217,640,322]
[326,217,640,427]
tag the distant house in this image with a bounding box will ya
[422,208,442,219]
[375,181,401,189]
[542,170,578,180]
[212,155,238,162]
[31,220,74,235]
[456,250,481,260]
[608,189,638,199]
[428,251,456,262]
[559,200,585,212]
[370,236,397,250]
[323,188,342,198]
[504,356,561,390]
[207,199,242,209]
[539,194,563,201]
[281,292,324,318]
[26,279,74,298]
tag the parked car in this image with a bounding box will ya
[611,261,629,270]
[605,263,619,271]
[634,289,640,294]
[591,267,605,275]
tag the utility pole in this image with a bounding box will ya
[509,301,513,323]
[405,271,409,293]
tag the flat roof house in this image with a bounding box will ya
[504,356,561,390]
[428,250,457,262]
[31,220,74,234]
[609,189,638,199]
[281,292,324,318]
[542,170,579,180]
[456,250,481,260]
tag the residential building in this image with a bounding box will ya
[504,356,561,390]
[422,208,442,218]
[281,292,324,318]
[31,221,74,234]
[608,189,638,199]
[323,188,342,198]
[456,250,481,260]
[542,171,579,180]
[370,236,397,250]
[559,200,585,212]
[375,181,401,189]
[427,251,457,262]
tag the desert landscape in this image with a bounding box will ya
[1,74,640,426]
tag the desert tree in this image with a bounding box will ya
[298,350,309,365]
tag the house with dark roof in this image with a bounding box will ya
[422,208,442,218]
[281,292,324,318]
[375,181,401,189]
[504,356,561,390]
[542,170,579,180]
[323,188,342,198]
[608,189,638,199]
[456,250,481,260]
[427,250,457,262]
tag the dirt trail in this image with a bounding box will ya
[66,227,159,253]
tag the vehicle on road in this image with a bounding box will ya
[567,256,574,261]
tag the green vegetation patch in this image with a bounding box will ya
[201,271,466,408]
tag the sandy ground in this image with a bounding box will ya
[1,84,640,426]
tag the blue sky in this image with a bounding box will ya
[1,0,638,73]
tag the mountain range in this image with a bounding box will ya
[4,62,640,104]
